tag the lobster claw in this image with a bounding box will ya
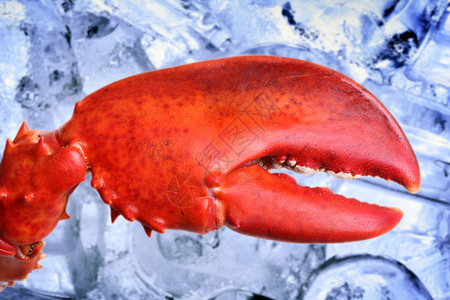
[0,56,421,290]
[60,56,419,243]
[187,56,420,243]
[0,236,45,291]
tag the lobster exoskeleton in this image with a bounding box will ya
[0,56,420,290]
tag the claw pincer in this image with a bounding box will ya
[0,56,420,288]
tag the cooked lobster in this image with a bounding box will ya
[0,56,420,290]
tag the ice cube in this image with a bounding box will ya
[301,255,433,300]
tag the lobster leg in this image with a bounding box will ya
[213,165,403,243]
[0,238,45,291]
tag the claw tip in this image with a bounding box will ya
[407,184,420,194]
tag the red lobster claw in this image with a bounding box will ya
[0,56,420,289]
[57,56,419,242]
